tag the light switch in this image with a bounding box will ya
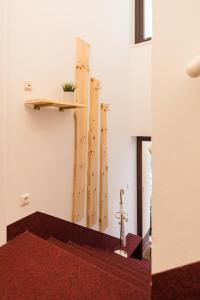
[20,193,30,207]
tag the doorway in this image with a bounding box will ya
[137,136,152,259]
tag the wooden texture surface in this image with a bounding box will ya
[72,38,90,222]
[99,103,109,232]
[25,99,86,111]
[87,78,100,227]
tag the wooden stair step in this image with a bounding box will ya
[79,243,150,278]
[0,232,150,300]
[99,248,151,272]
[66,240,149,283]
[93,245,150,272]
[91,246,150,273]
[48,238,150,293]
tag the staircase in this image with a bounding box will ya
[0,231,151,299]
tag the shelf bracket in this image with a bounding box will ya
[34,105,40,111]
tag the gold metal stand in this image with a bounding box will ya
[114,189,128,258]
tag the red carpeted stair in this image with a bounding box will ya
[69,240,149,274]
[48,237,150,291]
[95,245,151,272]
[151,261,200,300]
[0,231,151,299]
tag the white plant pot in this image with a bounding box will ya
[63,91,74,103]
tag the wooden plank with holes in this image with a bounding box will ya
[72,38,90,223]
[99,103,109,232]
[87,78,100,227]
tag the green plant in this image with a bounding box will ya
[62,82,76,92]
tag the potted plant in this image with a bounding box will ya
[62,82,76,102]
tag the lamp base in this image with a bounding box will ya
[114,249,128,258]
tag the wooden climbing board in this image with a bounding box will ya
[99,103,109,232]
[87,78,101,227]
[72,38,90,223]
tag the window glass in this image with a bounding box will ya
[144,0,152,39]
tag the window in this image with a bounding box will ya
[135,0,152,44]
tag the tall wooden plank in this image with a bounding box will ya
[99,103,109,232]
[87,78,100,227]
[72,38,90,223]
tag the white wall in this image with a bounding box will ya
[0,0,8,245]
[152,0,200,273]
[130,3,152,137]
[3,0,137,238]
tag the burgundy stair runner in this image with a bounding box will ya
[95,247,151,272]
[48,238,150,290]
[151,261,200,300]
[67,241,150,280]
[7,212,143,259]
[4,212,199,299]
[0,232,151,299]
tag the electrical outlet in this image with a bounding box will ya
[20,193,30,207]
[24,81,32,91]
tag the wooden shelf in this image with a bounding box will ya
[25,99,86,112]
